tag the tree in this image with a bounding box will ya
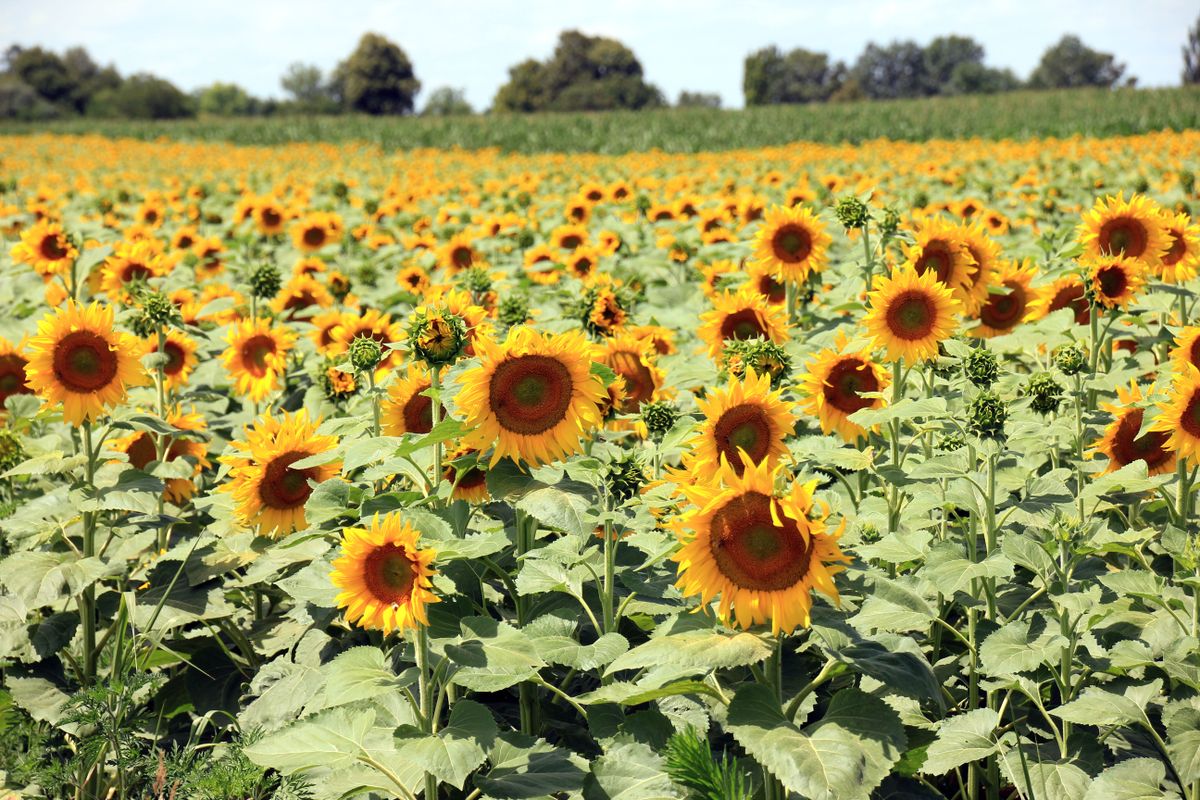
[421,86,473,116]
[1028,35,1126,89]
[852,41,931,99]
[944,62,1021,95]
[0,74,58,119]
[923,35,985,94]
[89,73,194,119]
[332,33,420,115]
[677,90,721,108]
[743,46,845,105]
[280,62,337,112]
[196,82,257,116]
[492,30,663,113]
[6,46,77,106]
[1184,13,1200,84]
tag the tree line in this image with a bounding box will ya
[4,19,1200,121]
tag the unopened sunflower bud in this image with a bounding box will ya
[498,293,531,329]
[640,400,679,440]
[968,390,1007,439]
[130,290,180,338]
[348,335,383,373]
[834,196,870,231]
[963,348,999,388]
[408,309,467,366]
[0,428,24,472]
[1025,372,1063,415]
[249,262,282,299]
[605,452,645,504]
[1055,342,1087,376]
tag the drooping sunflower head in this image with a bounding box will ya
[1150,365,1200,465]
[971,259,1043,339]
[1031,275,1091,325]
[456,326,604,467]
[697,288,790,360]
[220,409,342,537]
[382,362,442,437]
[1155,211,1200,285]
[331,513,439,636]
[25,301,148,426]
[751,204,831,283]
[600,332,665,418]
[800,331,890,443]
[672,456,848,634]
[101,240,167,304]
[1078,193,1168,267]
[1090,381,1175,476]
[862,264,962,363]
[443,446,490,504]
[0,338,33,409]
[221,318,296,403]
[1085,257,1145,310]
[692,369,796,476]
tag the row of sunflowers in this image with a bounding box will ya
[0,130,1198,799]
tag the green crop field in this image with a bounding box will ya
[3,85,1199,153]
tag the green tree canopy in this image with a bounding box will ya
[1028,35,1127,89]
[923,35,985,93]
[332,33,420,115]
[89,73,194,119]
[852,41,931,99]
[677,90,721,109]
[195,82,258,116]
[743,46,845,105]
[421,86,473,116]
[1184,13,1200,84]
[493,30,664,113]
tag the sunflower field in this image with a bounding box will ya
[0,129,1198,800]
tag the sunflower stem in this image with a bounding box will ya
[154,328,170,553]
[80,420,98,687]
[1176,455,1192,522]
[513,508,538,735]
[785,280,798,326]
[1087,302,1100,410]
[415,624,439,800]
[861,222,875,289]
[429,366,443,501]
[366,369,382,439]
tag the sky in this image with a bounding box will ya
[3,0,1196,110]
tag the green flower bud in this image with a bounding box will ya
[605,452,646,505]
[1054,342,1087,376]
[348,335,384,373]
[249,262,282,299]
[962,348,999,388]
[1025,372,1063,415]
[498,293,531,329]
[640,400,680,440]
[968,390,1007,439]
[0,428,24,473]
[834,196,870,231]
[130,290,180,338]
[408,309,468,366]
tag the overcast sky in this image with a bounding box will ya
[4,0,1196,110]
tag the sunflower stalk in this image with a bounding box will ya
[154,328,170,553]
[80,420,99,687]
[415,624,439,800]
[429,366,443,499]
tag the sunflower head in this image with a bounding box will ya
[1085,257,1145,310]
[862,265,962,363]
[799,332,890,443]
[331,513,439,635]
[697,288,789,360]
[1078,193,1168,267]
[751,204,831,283]
[692,369,796,476]
[1149,366,1200,466]
[1093,382,1176,475]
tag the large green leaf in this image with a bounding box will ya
[474,732,589,798]
[446,617,546,691]
[979,619,1064,677]
[516,485,597,538]
[725,685,905,800]
[606,628,771,675]
[1082,758,1175,800]
[319,646,411,708]
[921,709,999,775]
[395,699,498,789]
[583,738,683,800]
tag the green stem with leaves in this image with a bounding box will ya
[415,624,439,800]
[429,366,443,499]
[154,328,170,553]
[80,420,98,686]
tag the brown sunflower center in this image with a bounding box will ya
[176,234,194,250]
[719,309,767,342]
[52,331,119,393]
[713,403,772,471]
[709,491,813,591]
[559,234,583,250]
[362,544,417,606]
[126,433,157,470]
[40,234,69,261]
[771,224,812,264]
[980,281,1027,331]
[1162,231,1186,267]
[1111,409,1172,470]
[121,263,152,283]
[260,208,282,228]
[163,341,186,376]
[1096,265,1128,299]
[1184,392,1200,439]
[489,354,573,435]
[1098,217,1148,258]
[451,246,474,268]
[914,241,954,284]
[402,383,435,434]
[259,450,317,510]
[240,334,277,378]
[824,358,877,415]
[571,256,594,276]
[1189,337,1200,370]
[608,351,654,412]
[758,274,786,304]
[1049,283,1089,325]
[0,355,31,400]
[143,209,159,224]
[303,226,327,248]
[885,291,937,341]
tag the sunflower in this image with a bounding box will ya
[101,240,167,303]
[438,233,482,273]
[25,301,147,425]
[745,261,787,305]
[270,274,334,319]
[550,224,589,252]
[309,310,347,355]
[220,409,341,536]
[902,216,976,293]
[800,332,890,443]
[862,265,961,363]
[10,220,77,278]
[110,407,210,503]
[957,221,1003,314]
[1149,365,1200,465]
[290,211,343,253]
[331,513,439,635]
[672,456,847,634]
[397,265,431,296]
[221,318,296,402]
[1091,382,1175,476]
[0,338,33,409]
[697,288,789,360]
[1033,275,1091,325]
[692,369,795,475]
[253,197,287,235]
[750,205,831,283]
[1078,193,1168,267]
[566,246,601,282]
[456,326,603,466]
[1156,211,1200,285]
[331,309,403,375]
[444,446,489,503]
[600,333,665,417]
[1086,257,1145,310]
[1170,327,1200,373]
[193,236,225,278]
[971,259,1043,339]
[382,363,442,436]
[150,330,199,391]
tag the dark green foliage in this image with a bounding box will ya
[640,400,680,440]
[89,73,195,119]
[743,46,846,105]
[677,90,721,109]
[664,727,749,800]
[196,82,261,116]
[1025,371,1064,415]
[968,390,1008,439]
[422,86,473,116]
[332,32,421,115]
[1185,12,1200,84]
[280,61,338,113]
[493,30,664,113]
[1029,35,1128,89]
[853,41,931,99]
[963,348,1000,388]
[249,262,282,299]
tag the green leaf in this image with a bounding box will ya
[304,478,354,526]
[1052,682,1158,728]
[979,619,1064,676]
[577,679,723,707]
[320,646,409,708]
[5,676,70,726]
[921,709,1000,775]
[606,628,771,676]
[1082,758,1174,800]
[474,732,589,798]
[999,758,1091,800]
[446,617,546,692]
[583,738,683,799]
[516,485,597,538]
[0,552,108,606]
[725,685,905,800]
[243,708,400,775]
[396,699,497,789]
[79,468,164,513]
[532,632,629,670]
[1164,700,1200,783]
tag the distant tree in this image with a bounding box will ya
[743,46,845,105]
[1185,13,1200,84]
[61,47,121,111]
[492,30,664,113]
[332,33,420,115]
[677,90,721,108]
[944,62,1021,95]
[0,73,58,119]
[1028,35,1126,89]
[923,35,985,93]
[6,46,77,106]
[280,61,337,112]
[421,86,473,116]
[89,73,194,119]
[853,41,931,99]
[196,82,257,115]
